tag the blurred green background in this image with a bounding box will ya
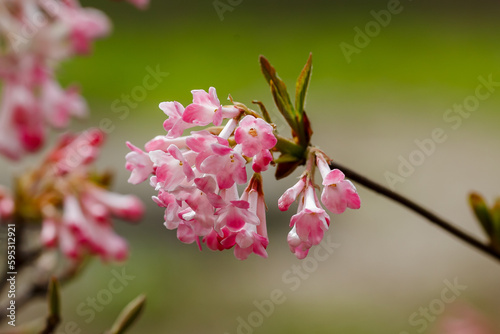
[2,0,500,333]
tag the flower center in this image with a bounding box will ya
[248,128,258,137]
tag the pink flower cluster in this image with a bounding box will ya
[279,153,360,259]
[126,87,277,260]
[0,0,111,159]
[34,129,145,261]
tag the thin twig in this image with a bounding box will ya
[329,160,500,263]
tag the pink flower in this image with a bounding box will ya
[231,227,269,260]
[57,4,111,55]
[124,89,280,260]
[280,177,330,259]
[252,149,273,173]
[30,129,145,261]
[125,142,154,184]
[199,142,247,189]
[126,0,150,9]
[149,145,195,192]
[86,185,144,222]
[160,101,194,138]
[203,227,234,251]
[0,82,44,159]
[290,182,330,246]
[215,200,259,234]
[41,81,87,128]
[0,186,14,221]
[56,194,130,261]
[235,115,277,157]
[48,128,106,175]
[316,154,361,214]
[278,177,306,211]
[287,225,312,260]
[231,176,269,260]
[0,0,115,159]
[182,87,239,126]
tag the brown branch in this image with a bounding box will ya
[329,160,500,263]
[0,259,86,323]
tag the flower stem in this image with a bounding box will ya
[328,160,500,263]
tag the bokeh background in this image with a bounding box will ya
[1,0,500,333]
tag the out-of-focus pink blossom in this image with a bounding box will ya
[0,185,14,221]
[431,305,497,334]
[56,4,111,55]
[0,0,142,160]
[30,129,145,261]
[47,128,105,175]
[316,154,360,214]
[125,0,150,9]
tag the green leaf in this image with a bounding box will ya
[107,294,146,334]
[469,193,494,237]
[40,277,61,334]
[274,135,305,159]
[274,153,301,164]
[295,53,312,120]
[251,100,272,123]
[490,199,500,251]
[259,56,296,129]
[270,80,298,131]
[48,277,60,320]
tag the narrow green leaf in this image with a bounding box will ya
[270,80,297,132]
[274,135,305,159]
[251,100,272,123]
[295,53,313,120]
[490,199,500,252]
[48,277,60,319]
[40,277,61,334]
[107,294,146,334]
[259,56,296,127]
[469,193,494,237]
[259,56,293,110]
[274,153,301,164]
